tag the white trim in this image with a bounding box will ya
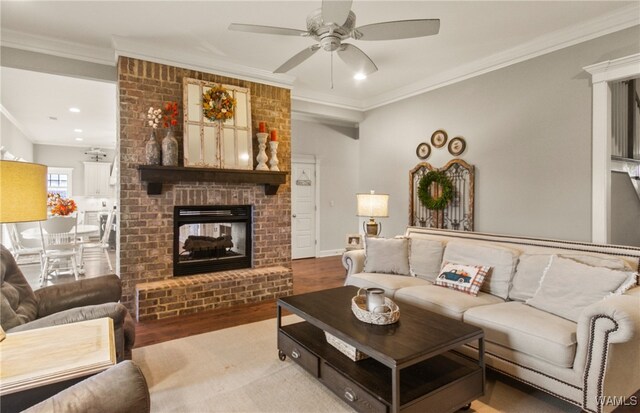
[112,36,294,90]
[1,29,114,65]
[318,249,345,258]
[363,4,640,111]
[0,104,35,143]
[583,53,640,243]
[32,140,116,150]
[291,91,364,112]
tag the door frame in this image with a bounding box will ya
[292,154,321,258]
[584,53,640,243]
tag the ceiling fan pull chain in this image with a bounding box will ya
[330,51,334,89]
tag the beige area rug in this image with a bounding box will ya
[133,316,580,413]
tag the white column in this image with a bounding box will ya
[591,80,611,244]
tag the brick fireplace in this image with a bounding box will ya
[117,57,292,321]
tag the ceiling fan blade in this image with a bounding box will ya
[321,0,353,26]
[336,44,378,75]
[354,19,440,41]
[228,23,308,37]
[274,45,321,73]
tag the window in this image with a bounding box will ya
[47,167,73,197]
[183,78,253,169]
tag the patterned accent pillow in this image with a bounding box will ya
[434,262,490,296]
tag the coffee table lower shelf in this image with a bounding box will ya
[278,322,482,413]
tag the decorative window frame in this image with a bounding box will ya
[182,78,253,169]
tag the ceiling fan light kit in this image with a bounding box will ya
[229,0,440,82]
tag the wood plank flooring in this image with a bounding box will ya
[134,256,346,348]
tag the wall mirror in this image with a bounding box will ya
[183,78,253,169]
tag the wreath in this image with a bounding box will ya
[202,85,236,121]
[418,171,454,210]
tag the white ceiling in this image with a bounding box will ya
[1,67,117,148]
[1,1,638,147]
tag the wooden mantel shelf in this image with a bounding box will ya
[137,165,287,195]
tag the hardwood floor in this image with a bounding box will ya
[134,256,346,348]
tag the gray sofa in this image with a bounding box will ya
[343,227,640,413]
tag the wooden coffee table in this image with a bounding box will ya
[277,286,484,413]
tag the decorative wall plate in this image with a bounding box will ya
[448,137,467,156]
[430,130,448,148]
[416,142,431,160]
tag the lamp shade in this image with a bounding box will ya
[0,160,48,223]
[356,192,389,218]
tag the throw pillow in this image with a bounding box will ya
[363,237,410,275]
[408,238,444,282]
[434,262,489,296]
[509,253,635,302]
[443,241,519,299]
[526,256,632,322]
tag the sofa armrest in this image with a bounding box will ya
[577,295,640,412]
[34,274,122,317]
[8,303,135,362]
[342,249,366,275]
[23,360,150,413]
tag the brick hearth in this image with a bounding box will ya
[118,57,292,320]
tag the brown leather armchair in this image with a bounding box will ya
[0,245,135,361]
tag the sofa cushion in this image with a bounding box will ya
[464,301,577,368]
[509,253,634,301]
[345,273,430,297]
[394,285,504,320]
[364,237,410,275]
[526,256,631,322]
[434,262,488,296]
[408,238,444,282]
[442,241,518,299]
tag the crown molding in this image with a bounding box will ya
[111,36,295,90]
[32,140,116,150]
[0,29,115,66]
[583,53,640,83]
[1,104,36,143]
[362,4,640,111]
[291,90,364,112]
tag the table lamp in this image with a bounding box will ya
[356,190,389,237]
[0,159,48,236]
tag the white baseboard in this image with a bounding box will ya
[318,249,345,257]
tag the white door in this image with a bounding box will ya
[291,160,316,259]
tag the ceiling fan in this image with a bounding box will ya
[229,0,440,78]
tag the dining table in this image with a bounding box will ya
[20,224,100,241]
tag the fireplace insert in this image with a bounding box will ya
[173,205,252,276]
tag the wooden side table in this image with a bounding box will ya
[0,317,116,411]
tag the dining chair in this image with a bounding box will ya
[6,223,43,265]
[39,215,79,286]
[78,207,115,272]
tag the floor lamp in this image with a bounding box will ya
[356,191,389,237]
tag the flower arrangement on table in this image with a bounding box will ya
[202,85,236,122]
[47,193,77,216]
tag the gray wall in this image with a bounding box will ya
[358,26,640,241]
[34,144,115,196]
[611,171,640,247]
[292,119,360,254]
[1,112,33,161]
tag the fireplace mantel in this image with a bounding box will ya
[137,165,287,195]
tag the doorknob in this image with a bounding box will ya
[292,214,297,218]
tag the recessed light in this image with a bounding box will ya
[354,73,367,80]
[75,137,84,141]
[69,107,80,113]
[74,129,83,133]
